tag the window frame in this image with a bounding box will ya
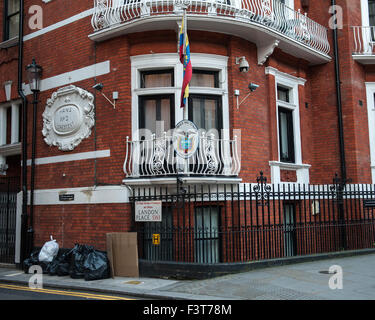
[191,69,220,89]
[365,82,375,183]
[369,0,375,26]
[278,106,295,163]
[138,94,175,136]
[140,69,174,89]
[3,0,20,42]
[273,70,303,166]
[194,205,222,263]
[187,94,223,134]
[131,53,229,141]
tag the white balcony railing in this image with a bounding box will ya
[91,0,330,56]
[352,26,375,55]
[123,132,241,178]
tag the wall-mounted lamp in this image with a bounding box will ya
[236,83,259,109]
[235,56,249,73]
[93,83,118,109]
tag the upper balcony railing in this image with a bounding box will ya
[91,0,330,57]
[123,132,241,179]
[352,26,375,53]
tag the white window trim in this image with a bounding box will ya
[365,82,375,183]
[360,0,375,54]
[0,99,21,146]
[361,0,370,27]
[275,74,302,165]
[130,53,229,140]
[265,67,310,184]
[0,99,21,174]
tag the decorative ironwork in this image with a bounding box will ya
[352,26,375,55]
[130,176,375,267]
[91,0,330,56]
[253,171,271,206]
[123,131,240,178]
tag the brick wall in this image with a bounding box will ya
[0,0,373,249]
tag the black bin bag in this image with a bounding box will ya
[69,244,93,279]
[23,249,40,273]
[83,249,110,281]
[47,249,72,276]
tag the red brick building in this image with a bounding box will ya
[0,0,374,275]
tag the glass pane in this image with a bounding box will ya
[7,0,20,15]
[141,97,172,135]
[277,86,290,103]
[190,96,219,131]
[160,98,171,132]
[144,100,156,134]
[8,14,19,39]
[280,111,289,159]
[191,71,217,88]
[194,207,219,263]
[142,72,172,88]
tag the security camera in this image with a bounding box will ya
[239,59,249,73]
[92,83,104,91]
[236,56,249,73]
[248,83,259,92]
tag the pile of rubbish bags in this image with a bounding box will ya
[23,237,110,281]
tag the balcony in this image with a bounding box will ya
[352,26,375,64]
[90,0,331,65]
[122,132,241,185]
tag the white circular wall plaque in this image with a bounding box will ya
[42,85,95,151]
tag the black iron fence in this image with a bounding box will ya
[130,173,375,264]
[0,176,20,264]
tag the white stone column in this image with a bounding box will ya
[0,106,8,175]
[0,106,7,146]
[11,103,20,144]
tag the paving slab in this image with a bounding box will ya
[0,253,374,300]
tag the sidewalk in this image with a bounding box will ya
[1,253,374,300]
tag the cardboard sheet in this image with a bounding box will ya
[106,232,139,278]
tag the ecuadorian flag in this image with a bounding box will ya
[179,15,192,109]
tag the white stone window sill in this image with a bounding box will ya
[0,37,19,49]
[0,143,22,156]
[269,161,311,170]
[269,161,311,184]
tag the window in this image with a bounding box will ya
[194,206,220,263]
[283,203,297,257]
[267,67,307,183]
[369,0,375,26]
[190,69,219,88]
[138,69,175,138]
[131,54,229,140]
[140,69,173,88]
[189,70,222,135]
[276,84,297,164]
[139,95,175,137]
[3,0,19,41]
[277,85,290,103]
[188,95,222,133]
[278,107,295,163]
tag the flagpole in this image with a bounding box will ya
[183,8,188,121]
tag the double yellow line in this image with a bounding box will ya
[0,283,135,300]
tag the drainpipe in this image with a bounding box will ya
[331,0,347,184]
[17,0,29,263]
[331,0,347,250]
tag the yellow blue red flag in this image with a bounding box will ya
[179,15,192,108]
